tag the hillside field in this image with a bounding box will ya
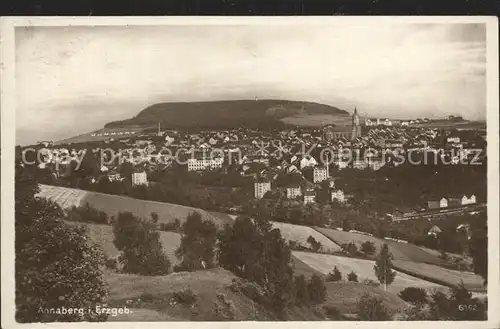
[292,251,446,295]
[392,260,484,292]
[315,226,442,265]
[37,184,232,228]
[271,221,342,253]
[64,220,182,264]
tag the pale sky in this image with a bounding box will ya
[15,23,487,145]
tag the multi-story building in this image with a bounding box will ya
[132,171,148,186]
[254,182,271,199]
[304,189,316,204]
[187,155,224,171]
[286,186,302,199]
[313,166,329,183]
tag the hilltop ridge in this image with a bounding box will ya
[104,99,348,130]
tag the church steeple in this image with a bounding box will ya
[351,106,362,141]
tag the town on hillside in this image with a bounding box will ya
[11,20,494,324]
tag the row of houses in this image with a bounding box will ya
[427,194,477,209]
[254,181,348,205]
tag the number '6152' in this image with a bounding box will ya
[458,304,478,311]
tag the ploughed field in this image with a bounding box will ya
[37,184,232,228]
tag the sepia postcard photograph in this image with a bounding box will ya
[1,16,499,329]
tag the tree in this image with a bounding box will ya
[113,211,171,275]
[150,212,159,225]
[176,211,217,271]
[360,241,376,258]
[307,235,322,252]
[342,219,351,232]
[294,275,309,306]
[398,287,428,305]
[15,162,108,322]
[356,293,390,321]
[217,216,294,316]
[307,274,327,304]
[373,244,396,291]
[326,266,342,282]
[341,242,358,256]
[347,271,358,282]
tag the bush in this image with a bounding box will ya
[403,304,433,320]
[362,279,380,288]
[360,241,376,257]
[326,266,342,282]
[105,257,119,271]
[67,203,108,224]
[347,271,358,282]
[229,278,266,304]
[356,293,390,321]
[323,305,343,320]
[172,288,199,306]
[213,292,236,320]
[398,287,428,305]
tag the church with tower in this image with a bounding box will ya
[323,106,363,142]
[351,107,362,140]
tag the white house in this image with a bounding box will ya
[286,186,302,199]
[331,189,346,203]
[132,171,148,186]
[254,182,271,199]
[300,156,317,169]
[313,166,328,183]
[463,194,477,205]
[440,197,448,208]
[304,190,316,204]
[365,118,376,126]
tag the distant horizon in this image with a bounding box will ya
[16,23,487,145]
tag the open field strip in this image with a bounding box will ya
[392,260,485,292]
[271,221,342,253]
[292,251,446,295]
[315,226,444,264]
[37,184,232,228]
